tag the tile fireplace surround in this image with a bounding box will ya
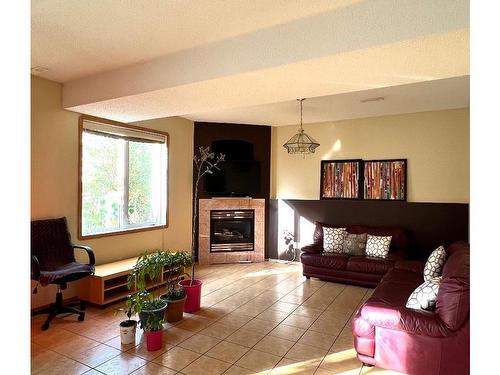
[199,198,265,265]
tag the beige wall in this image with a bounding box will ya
[31,76,194,307]
[272,108,469,203]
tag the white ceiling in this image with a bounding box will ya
[186,76,470,126]
[32,0,470,125]
[32,0,359,82]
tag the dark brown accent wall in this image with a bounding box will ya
[267,199,469,261]
[193,122,272,260]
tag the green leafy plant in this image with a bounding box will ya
[126,250,193,327]
[192,147,225,284]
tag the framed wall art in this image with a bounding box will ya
[320,159,362,199]
[363,159,407,201]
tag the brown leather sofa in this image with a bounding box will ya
[300,222,410,287]
[352,241,470,375]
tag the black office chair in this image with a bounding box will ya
[31,217,95,330]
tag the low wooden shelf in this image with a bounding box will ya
[78,256,183,306]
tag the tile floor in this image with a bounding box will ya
[31,260,403,374]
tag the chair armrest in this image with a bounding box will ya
[72,244,96,266]
[301,243,323,254]
[31,255,40,280]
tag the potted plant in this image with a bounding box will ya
[117,303,137,345]
[138,299,165,351]
[127,251,168,350]
[181,146,225,313]
[160,251,193,322]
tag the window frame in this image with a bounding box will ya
[78,115,169,240]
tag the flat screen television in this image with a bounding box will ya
[205,160,260,196]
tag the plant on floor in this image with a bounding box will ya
[163,251,193,300]
[116,303,138,345]
[191,146,225,283]
[127,251,168,330]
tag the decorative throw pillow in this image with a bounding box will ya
[365,234,392,259]
[342,233,367,255]
[406,277,442,311]
[423,246,446,281]
[323,227,346,254]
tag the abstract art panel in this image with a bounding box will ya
[320,159,362,199]
[363,159,407,200]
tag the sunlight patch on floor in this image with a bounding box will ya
[319,348,363,374]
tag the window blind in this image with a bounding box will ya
[82,119,166,144]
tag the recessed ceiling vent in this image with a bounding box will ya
[360,96,385,103]
[31,66,50,75]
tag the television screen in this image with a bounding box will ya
[205,160,260,196]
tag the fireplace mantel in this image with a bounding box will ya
[198,198,265,265]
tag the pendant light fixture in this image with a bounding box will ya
[283,98,320,155]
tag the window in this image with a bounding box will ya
[79,116,168,238]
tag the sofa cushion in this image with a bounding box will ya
[365,234,392,259]
[348,225,409,253]
[406,277,442,311]
[342,233,367,255]
[323,227,346,254]
[423,245,446,281]
[300,252,348,270]
[311,222,409,255]
[347,256,394,275]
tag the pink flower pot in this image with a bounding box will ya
[145,330,162,351]
[179,279,202,313]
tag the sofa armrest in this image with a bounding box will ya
[301,243,323,254]
[360,303,451,337]
[394,260,425,274]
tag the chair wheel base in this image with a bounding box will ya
[78,313,85,321]
[41,322,49,331]
[363,363,374,367]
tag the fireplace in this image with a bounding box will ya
[210,209,254,252]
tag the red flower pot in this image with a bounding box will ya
[145,330,163,351]
[179,279,202,313]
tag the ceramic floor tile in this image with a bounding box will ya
[126,340,174,360]
[32,349,91,375]
[95,353,148,375]
[72,343,122,368]
[284,342,329,362]
[178,333,221,354]
[130,362,177,375]
[235,349,282,373]
[292,306,323,319]
[256,309,291,323]
[198,322,237,339]
[226,328,267,348]
[50,333,101,357]
[297,330,336,350]
[269,301,299,314]
[163,327,196,345]
[182,355,232,375]
[268,324,306,342]
[153,347,201,371]
[253,335,295,357]
[320,348,363,374]
[205,340,249,364]
[281,314,316,330]
[175,316,215,332]
[270,357,319,375]
[216,312,253,329]
[223,365,265,375]
[241,318,279,334]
